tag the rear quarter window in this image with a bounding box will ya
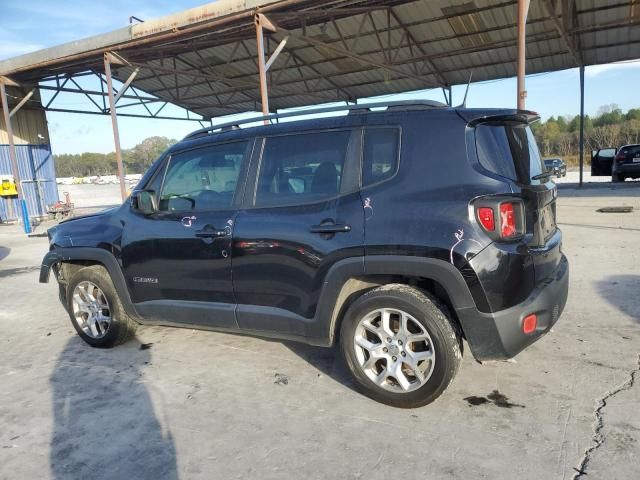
[362,127,400,187]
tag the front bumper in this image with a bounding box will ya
[457,254,569,361]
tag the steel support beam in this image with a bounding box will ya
[9,89,34,117]
[517,0,530,109]
[542,0,582,65]
[255,14,271,123]
[104,53,127,201]
[271,21,439,90]
[0,82,30,232]
[579,65,585,187]
[114,67,140,104]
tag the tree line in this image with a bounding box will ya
[531,105,640,164]
[54,136,176,177]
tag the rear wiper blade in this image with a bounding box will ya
[532,171,553,180]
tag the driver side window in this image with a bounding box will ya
[159,141,249,212]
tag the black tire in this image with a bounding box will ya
[340,284,462,408]
[66,265,137,348]
[612,173,623,183]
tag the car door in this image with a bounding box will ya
[591,148,616,176]
[231,128,364,337]
[120,139,253,329]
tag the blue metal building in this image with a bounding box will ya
[0,144,58,222]
[0,86,57,223]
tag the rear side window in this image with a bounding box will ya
[255,130,351,207]
[362,128,400,186]
[158,141,249,212]
[475,124,545,185]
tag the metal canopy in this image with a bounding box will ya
[1,0,639,120]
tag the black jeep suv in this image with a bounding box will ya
[40,101,569,408]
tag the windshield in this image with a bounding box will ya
[475,123,546,185]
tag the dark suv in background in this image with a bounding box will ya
[612,144,640,182]
[40,101,569,408]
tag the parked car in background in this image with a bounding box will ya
[612,144,640,182]
[544,158,567,177]
[591,148,617,176]
[40,101,568,408]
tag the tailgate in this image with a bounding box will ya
[474,119,561,281]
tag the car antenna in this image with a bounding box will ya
[457,71,473,108]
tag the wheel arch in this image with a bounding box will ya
[41,247,140,320]
[323,256,477,345]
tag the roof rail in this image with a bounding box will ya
[184,99,447,140]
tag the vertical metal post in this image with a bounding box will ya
[0,82,30,233]
[579,65,585,187]
[104,53,127,200]
[517,0,530,110]
[255,15,270,124]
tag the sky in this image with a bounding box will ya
[1,0,639,155]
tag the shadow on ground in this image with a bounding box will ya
[284,342,358,392]
[596,275,640,323]
[50,337,177,479]
[0,246,10,262]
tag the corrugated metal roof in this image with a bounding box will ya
[0,0,638,119]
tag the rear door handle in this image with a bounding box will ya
[195,225,227,238]
[310,223,351,234]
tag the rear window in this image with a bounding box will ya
[620,145,640,155]
[475,123,546,185]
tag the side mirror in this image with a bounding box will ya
[131,190,157,215]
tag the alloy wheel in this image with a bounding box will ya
[71,281,112,339]
[353,308,435,393]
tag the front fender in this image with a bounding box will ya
[39,246,140,320]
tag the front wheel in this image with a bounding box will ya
[66,265,137,348]
[340,284,462,408]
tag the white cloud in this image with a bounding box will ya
[0,41,44,60]
[586,61,640,77]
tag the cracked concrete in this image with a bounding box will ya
[572,355,640,479]
[1,183,639,479]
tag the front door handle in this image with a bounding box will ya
[310,223,351,234]
[195,225,227,238]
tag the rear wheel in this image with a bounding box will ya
[340,284,461,408]
[612,173,624,182]
[66,265,137,347]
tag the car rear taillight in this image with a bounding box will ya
[500,203,517,238]
[475,199,525,241]
[615,154,626,162]
[477,207,495,231]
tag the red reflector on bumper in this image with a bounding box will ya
[523,314,537,334]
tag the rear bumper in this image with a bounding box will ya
[457,254,569,361]
[614,163,640,175]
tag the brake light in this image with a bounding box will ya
[615,154,626,162]
[500,203,517,238]
[477,207,495,231]
[474,199,524,241]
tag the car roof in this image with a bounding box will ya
[171,104,532,154]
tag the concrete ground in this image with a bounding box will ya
[1,183,639,480]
